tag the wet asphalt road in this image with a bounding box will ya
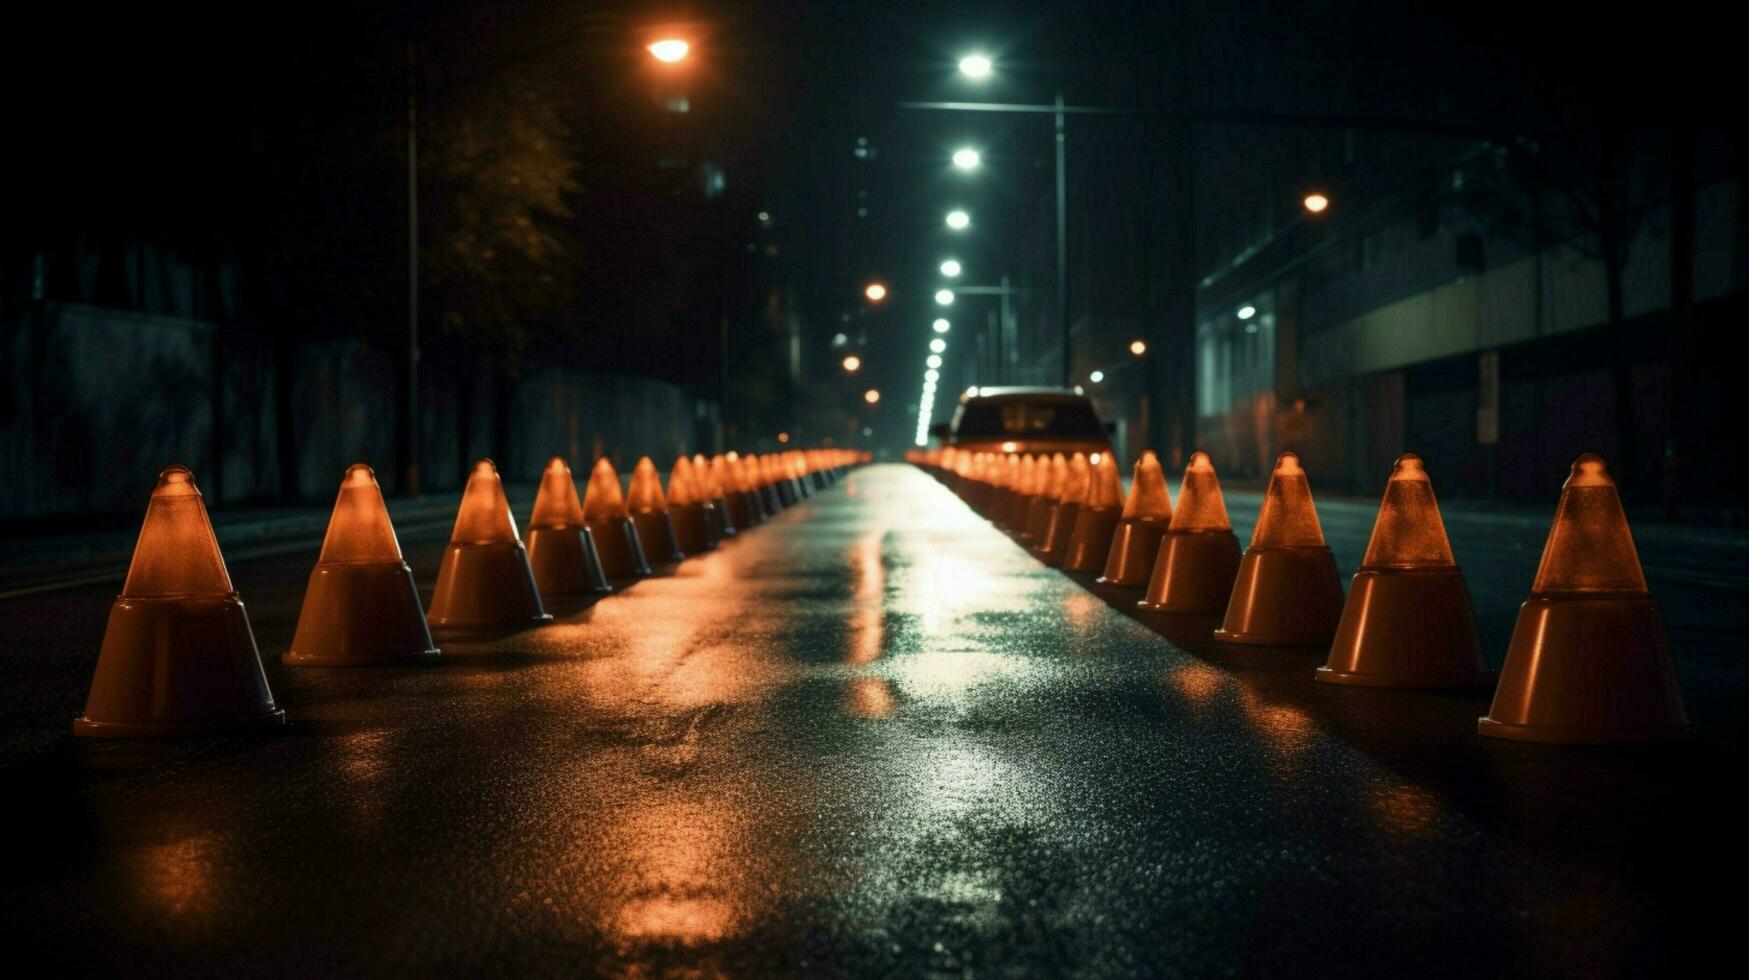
[1,463,1745,976]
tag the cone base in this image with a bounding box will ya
[1316,568,1490,688]
[428,541,551,629]
[1063,507,1121,572]
[590,516,653,579]
[1020,496,1054,542]
[1479,595,1689,745]
[76,595,284,738]
[1214,545,1345,646]
[632,510,685,562]
[671,502,718,555]
[1098,518,1169,586]
[285,561,442,667]
[525,524,613,597]
[1138,530,1242,615]
[1032,502,1080,565]
[709,497,735,537]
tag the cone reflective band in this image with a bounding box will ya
[1099,452,1174,586]
[1024,454,1068,543]
[524,457,612,598]
[1480,454,1688,743]
[1214,452,1345,644]
[1318,455,1488,687]
[667,456,719,555]
[628,456,685,562]
[584,457,653,579]
[1139,451,1242,614]
[427,459,551,629]
[286,464,442,666]
[76,466,286,735]
[1033,453,1090,566]
[1064,453,1125,572]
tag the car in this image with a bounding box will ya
[930,387,1114,459]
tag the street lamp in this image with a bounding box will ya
[1303,192,1330,214]
[945,210,970,230]
[927,354,943,369]
[932,318,951,333]
[935,289,955,305]
[647,38,690,63]
[952,148,981,170]
[1130,339,1147,356]
[1090,370,1105,383]
[842,355,862,372]
[864,389,881,405]
[940,259,962,277]
[864,281,888,302]
[930,338,947,353]
[925,369,940,382]
[1237,305,1256,320]
[958,54,993,79]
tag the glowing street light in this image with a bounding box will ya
[842,355,862,372]
[1237,305,1256,320]
[929,338,947,353]
[958,54,993,79]
[926,354,943,369]
[647,39,690,63]
[932,318,951,333]
[940,259,962,277]
[945,210,970,230]
[864,282,888,302]
[864,389,881,405]
[1089,370,1105,383]
[924,369,939,382]
[934,289,955,305]
[1303,192,1330,214]
[952,148,981,171]
[1129,339,1147,356]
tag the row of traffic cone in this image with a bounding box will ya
[913,445,1687,746]
[73,449,865,737]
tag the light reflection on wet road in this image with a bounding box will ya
[0,464,1741,974]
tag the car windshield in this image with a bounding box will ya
[955,399,1105,439]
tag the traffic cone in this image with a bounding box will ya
[523,456,612,599]
[988,455,1018,527]
[1002,454,1039,531]
[1214,452,1345,645]
[1479,453,1688,743]
[1064,453,1126,571]
[629,456,685,562]
[696,453,736,538]
[584,457,653,579]
[285,464,442,666]
[1033,452,1090,566]
[1139,452,1241,615]
[1024,453,1069,543]
[725,452,764,528]
[1099,451,1174,586]
[75,465,286,736]
[667,456,719,555]
[428,459,551,629]
[1317,455,1488,687]
[749,454,782,518]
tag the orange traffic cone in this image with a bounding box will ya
[584,457,653,579]
[696,453,736,538]
[1064,453,1126,571]
[1214,452,1345,644]
[1139,452,1241,615]
[988,455,1018,527]
[1033,452,1091,566]
[75,465,286,735]
[749,454,781,518]
[667,456,719,555]
[629,456,685,562]
[1318,455,1488,687]
[285,464,442,666]
[718,453,756,530]
[1002,454,1039,531]
[1023,453,1068,543]
[524,456,612,598]
[428,460,551,629]
[1479,453,1688,743]
[1099,451,1174,586]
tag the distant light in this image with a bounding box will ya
[924,369,939,382]
[757,211,772,224]
[927,354,943,368]
[842,355,862,372]
[940,259,962,277]
[862,427,873,436]
[933,318,951,333]
[1303,192,1330,214]
[647,39,690,63]
[1089,370,1104,383]
[929,338,947,353]
[1074,385,1084,395]
[864,389,881,404]
[1237,305,1256,320]
[777,431,790,443]
[915,435,928,447]
[864,282,888,302]
[832,332,848,347]
[945,210,970,230]
[1130,339,1147,356]
[934,289,954,306]
[1090,452,1103,465]
[951,148,981,171]
[958,54,993,79]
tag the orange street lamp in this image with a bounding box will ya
[842,355,862,373]
[1129,339,1147,356]
[864,282,888,302]
[647,38,690,63]
[1303,192,1330,215]
[864,389,881,405]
